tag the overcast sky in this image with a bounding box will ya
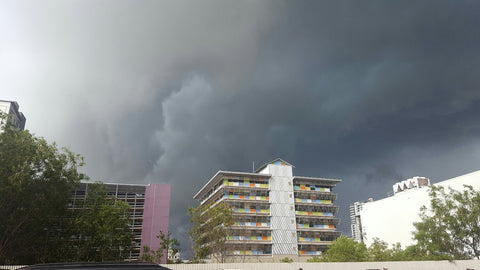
[2,0,480,258]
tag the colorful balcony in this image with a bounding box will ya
[227,236,272,241]
[225,194,269,201]
[299,250,322,255]
[295,198,331,204]
[294,185,330,192]
[200,183,225,205]
[295,211,333,216]
[224,179,269,188]
[296,223,335,229]
[233,208,270,214]
[228,250,271,255]
[298,236,322,242]
[233,221,271,227]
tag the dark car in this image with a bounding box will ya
[17,262,171,270]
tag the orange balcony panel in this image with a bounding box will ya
[266,197,270,200]
[262,236,268,240]
[257,222,262,226]
[329,225,334,229]
[308,212,313,215]
[250,183,255,187]
[301,251,306,255]
[239,195,244,199]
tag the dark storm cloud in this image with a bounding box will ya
[3,0,480,257]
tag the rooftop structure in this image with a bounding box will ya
[194,158,342,261]
[392,176,430,195]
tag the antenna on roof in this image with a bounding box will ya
[252,160,255,172]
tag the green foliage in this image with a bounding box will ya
[368,238,393,261]
[188,201,234,263]
[280,257,293,263]
[71,183,134,262]
[390,242,409,261]
[0,117,86,264]
[166,235,181,264]
[321,236,368,262]
[319,236,424,262]
[413,185,480,260]
[306,256,322,262]
[140,231,181,264]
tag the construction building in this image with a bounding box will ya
[70,181,171,261]
[193,158,341,261]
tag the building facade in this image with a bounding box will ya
[193,159,341,260]
[349,198,372,243]
[0,100,26,130]
[352,171,480,247]
[70,182,171,261]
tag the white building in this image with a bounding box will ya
[0,100,26,130]
[353,171,480,247]
[349,198,372,243]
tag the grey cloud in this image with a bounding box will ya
[3,0,480,258]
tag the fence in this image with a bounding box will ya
[160,261,479,270]
[3,261,479,270]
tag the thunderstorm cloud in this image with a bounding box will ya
[2,0,480,257]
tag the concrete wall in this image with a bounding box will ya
[360,170,480,247]
[161,261,480,270]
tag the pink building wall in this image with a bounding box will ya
[140,183,171,263]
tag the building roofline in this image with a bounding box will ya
[255,158,295,173]
[293,176,342,187]
[80,180,150,187]
[293,176,342,182]
[194,170,271,199]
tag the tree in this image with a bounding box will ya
[367,238,391,261]
[140,231,181,264]
[413,185,480,260]
[165,234,181,264]
[321,236,368,262]
[188,202,233,263]
[72,183,134,262]
[0,115,86,264]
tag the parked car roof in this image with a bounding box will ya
[17,262,171,270]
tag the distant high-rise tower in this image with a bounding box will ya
[0,100,26,130]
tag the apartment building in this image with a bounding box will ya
[193,158,341,261]
[0,100,26,130]
[70,181,171,261]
